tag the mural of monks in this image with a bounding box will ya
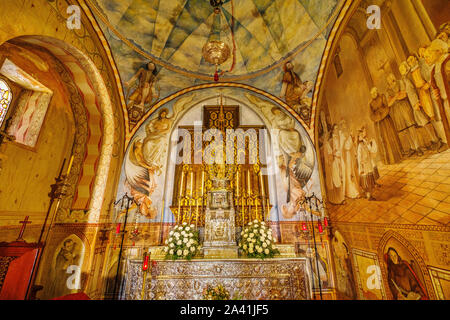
[368,87,402,165]
[387,73,424,156]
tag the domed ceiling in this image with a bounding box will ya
[89,0,341,79]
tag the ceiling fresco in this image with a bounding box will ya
[87,0,344,128]
[89,0,339,77]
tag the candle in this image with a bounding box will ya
[201,170,205,195]
[247,169,251,195]
[179,170,185,199]
[142,254,149,271]
[236,171,239,196]
[302,222,307,231]
[259,170,265,198]
[318,221,323,234]
[189,171,194,197]
[66,155,74,176]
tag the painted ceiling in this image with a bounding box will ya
[89,0,340,78]
[86,0,345,130]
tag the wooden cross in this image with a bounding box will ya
[17,216,32,241]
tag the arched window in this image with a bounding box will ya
[0,79,12,127]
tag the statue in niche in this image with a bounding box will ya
[125,62,160,123]
[124,94,195,219]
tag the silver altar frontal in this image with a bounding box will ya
[125,258,312,300]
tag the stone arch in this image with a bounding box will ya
[0,0,126,222]
[3,35,117,222]
[377,230,436,300]
[126,83,314,146]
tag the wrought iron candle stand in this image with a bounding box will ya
[296,193,331,301]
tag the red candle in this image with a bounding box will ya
[324,217,329,227]
[302,222,307,231]
[318,221,323,234]
[116,223,121,234]
[143,255,149,271]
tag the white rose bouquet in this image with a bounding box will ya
[163,222,200,260]
[239,220,279,259]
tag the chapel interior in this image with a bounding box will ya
[0,0,449,301]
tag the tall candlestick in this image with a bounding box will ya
[178,170,185,224]
[241,170,245,227]
[189,171,194,197]
[236,171,240,197]
[201,170,205,196]
[259,170,265,221]
[259,170,265,198]
[66,155,74,176]
[247,169,251,195]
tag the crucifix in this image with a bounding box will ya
[17,216,32,241]
[98,228,110,246]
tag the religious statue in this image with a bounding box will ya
[385,247,428,300]
[124,95,195,219]
[369,87,402,165]
[280,62,314,119]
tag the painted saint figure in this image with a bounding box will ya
[369,87,402,165]
[280,62,313,118]
[123,94,195,219]
[125,62,159,109]
[49,238,81,298]
[245,93,315,219]
[386,73,424,156]
[356,127,379,201]
[401,60,441,150]
[425,39,450,147]
[385,247,428,300]
[339,120,361,199]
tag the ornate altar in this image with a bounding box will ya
[169,104,272,229]
[125,258,312,300]
[203,177,238,259]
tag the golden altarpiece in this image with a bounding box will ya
[124,103,312,300]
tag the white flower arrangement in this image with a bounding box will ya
[239,220,279,259]
[164,222,200,260]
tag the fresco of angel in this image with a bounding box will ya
[245,93,315,219]
[123,94,195,219]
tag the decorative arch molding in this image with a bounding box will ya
[7,36,116,223]
[309,0,361,206]
[125,82,313,147]
[376,230,436,300]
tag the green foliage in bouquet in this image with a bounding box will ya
[239,219,279,259]
[163,222,200,260]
